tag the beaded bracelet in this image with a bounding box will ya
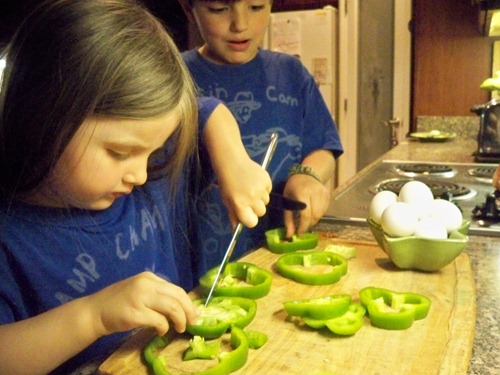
[288,163,322,183]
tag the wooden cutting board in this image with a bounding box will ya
[98,235,476,375]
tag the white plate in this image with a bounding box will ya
[409,131,456,142]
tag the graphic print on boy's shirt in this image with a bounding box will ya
[196,85,299,125]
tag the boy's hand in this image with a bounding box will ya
[282,174,331,237]
[88,272,198,337]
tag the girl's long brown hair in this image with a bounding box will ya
[0,0,197,200]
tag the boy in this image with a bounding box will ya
[180,0,344,277]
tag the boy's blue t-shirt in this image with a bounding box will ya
[0,96,220,374]
[182,49,344,279]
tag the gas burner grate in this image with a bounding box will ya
[393,163,457,178]
[371,178,477,201]
[468,166,496,182]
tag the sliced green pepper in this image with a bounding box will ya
[186,297,257,339]
[265,227,319,253]
[143,325,249,375]
[303,303,366,336]
[359,286,431,330]
[144,335,170,368]
[183,335,221,361]
[245,330,268,349]
[199,262,272,299]
[276,251,348,285]
[283,294,352,320]
[324,244,357,260]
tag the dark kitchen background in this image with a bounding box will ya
[0,0,190,50]
[0,0,494,123]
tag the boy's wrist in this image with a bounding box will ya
[288,164,322,183]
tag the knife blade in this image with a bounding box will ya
[204,132,278,307]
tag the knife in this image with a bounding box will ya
[269,192,307,211]
[204,132,279,307]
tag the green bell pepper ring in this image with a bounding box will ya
[143,326,249,375]
[283,294,352,320]
[276,251,348,285]
[324,303,366,335]
[199,262,272,299]
[186,297,257,339]
[359,287,431,330]
[303,303,366,336]
[265,227,319,253]
[144,335,170,367]
[183,335,221,361]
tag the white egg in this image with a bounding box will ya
[370,190,399,224]
[398,180,434,219]
[413,217,448,239]
[381,202,419,237]
[428,199,463,233]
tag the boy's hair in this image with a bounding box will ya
[0,0,197,199]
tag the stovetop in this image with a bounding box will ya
[322,160,500,236]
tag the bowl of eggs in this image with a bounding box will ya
[367,180,470,272]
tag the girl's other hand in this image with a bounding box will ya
[219,157,272,229]
[87,272,198,338]
[202,103,272,229]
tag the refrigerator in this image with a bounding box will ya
[262,6,338,120]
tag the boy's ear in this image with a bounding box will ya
[178,0,196,23]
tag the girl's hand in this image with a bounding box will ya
[87,272,198,337]
[202,103,272,229]
[218,157,272,229]
[493,164,500,189]
[282,174,331,237]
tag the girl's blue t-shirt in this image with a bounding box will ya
[182,49,344,279]
[0,96,220,374]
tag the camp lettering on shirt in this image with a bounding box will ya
[0,96,221,373]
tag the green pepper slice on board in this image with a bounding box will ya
[283,294,352,320]
[186,297,257,339]
[303,303,366,336]
[199,262,272,300]
[245,330,268,349]
[144,335,170,368]
[183,336,221,361]
[265,227,319,253]
[359,286,431,330]
[276,251,348,285]
[324,244,357,260]
[143,325,249,375]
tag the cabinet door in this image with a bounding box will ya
[412,0,490,119]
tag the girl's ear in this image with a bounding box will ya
[178,0,196,23]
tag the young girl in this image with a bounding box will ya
[180,0,344,277]
[0,0,271,373]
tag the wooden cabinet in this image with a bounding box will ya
[412,0,492,122]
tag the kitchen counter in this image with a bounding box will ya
[315,137,499,375]
[91,137,497,375]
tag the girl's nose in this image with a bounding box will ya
[123,159,148,186]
